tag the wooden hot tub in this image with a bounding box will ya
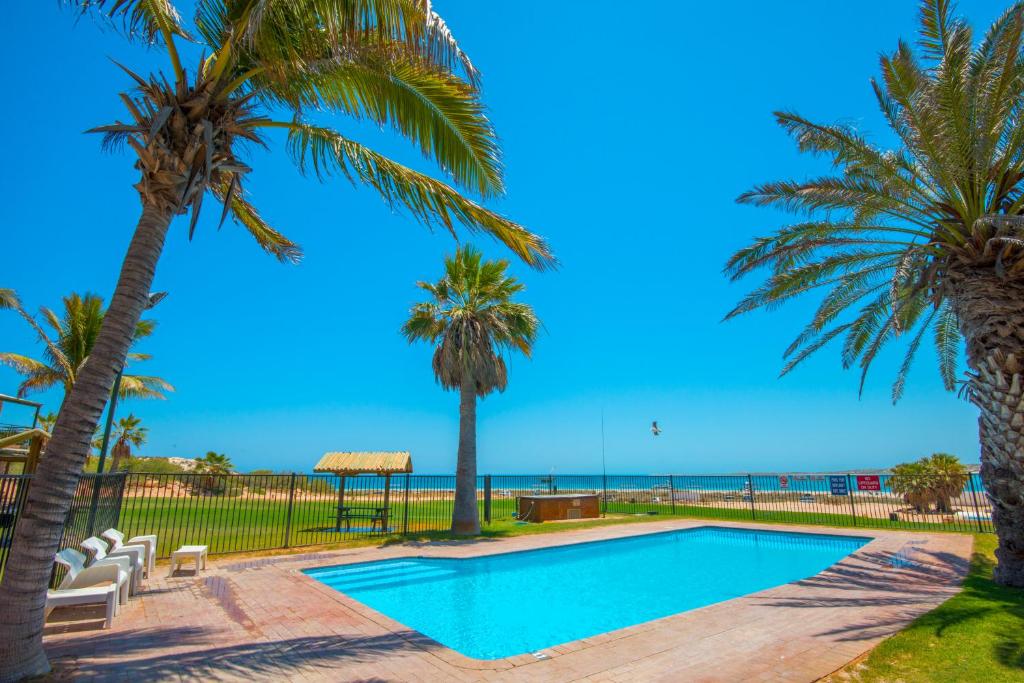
[517,494,600,522]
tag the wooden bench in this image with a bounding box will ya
[332,506,388,532]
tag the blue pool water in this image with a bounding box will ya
[304,527,870,659]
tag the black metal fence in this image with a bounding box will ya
[0,471,993,577]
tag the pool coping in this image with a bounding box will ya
[284,519,967,674]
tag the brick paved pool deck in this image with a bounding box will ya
[43,520,973,682]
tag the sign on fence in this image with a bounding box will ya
[829,475,849,496]
[778,475,789,490]
[855,475,881,491]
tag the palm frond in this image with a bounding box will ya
[934,302,962,390]
[264,52,503,196]
[118,374,175,399]
[276,121,554,269]
[68,0,192,44]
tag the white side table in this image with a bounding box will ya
[169,545,208,576]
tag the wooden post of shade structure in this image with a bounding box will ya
[26,435,42,474]
[336,475,346,531]
[382,474,391,532]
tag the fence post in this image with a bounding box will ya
[283,473,297,548]
[112,472,128,529]
[85,474,101,536]
[847,474,857,527]
[602,473,608,517]
[484,475,492,525]
[747,474,756,520]
[968,474,985,533]
[402,473,410,535]
[668,475,676,515]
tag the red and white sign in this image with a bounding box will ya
[778,475,790,490]
[856,475,881,491]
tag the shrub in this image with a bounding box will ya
[887,453,969,514]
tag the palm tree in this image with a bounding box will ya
[107,414,149,473]
[724,1,1024,586]
[194,451,234,493]
[36,413,57,433]
[1,291,171,402]
[888,461,935,513]
[926,452,969,513]
[0,3,552,677]
[195,451,233,475]
[403,246,539,534]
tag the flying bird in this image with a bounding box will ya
[651,421,662,436]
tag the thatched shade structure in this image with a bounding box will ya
[313,451,412,531]
[313,451,412,475]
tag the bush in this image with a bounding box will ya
[888,453,969,513]
[120,457,185,475]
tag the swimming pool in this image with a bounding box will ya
[304,526,870,659]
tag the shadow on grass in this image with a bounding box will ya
[759,538,1024,674]
[46,626,434,679]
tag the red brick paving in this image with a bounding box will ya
[42,520,972,682]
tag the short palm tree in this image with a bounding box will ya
[108,414,149,473]
[195,451,234,492]
[36,413,57,433]
[888,461,935,513]
[725,1,1024,586]
[195,451,233,475]
[403,246,539,534]
[926,452,969,513]
[0,291,171,402]
[0,3,552,678]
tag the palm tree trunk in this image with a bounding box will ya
[0,202,173,681]
[951,267,1024,587]
[452,380,480,535]
[110,441,129,473]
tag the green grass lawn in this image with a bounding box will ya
[833,534,1024,683]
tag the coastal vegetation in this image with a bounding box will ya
[0,2,553,678]
[403,246,539,535]
[726,0,1024,586]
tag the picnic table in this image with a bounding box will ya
[333,505,389,532]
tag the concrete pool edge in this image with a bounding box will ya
[287,519,970,675]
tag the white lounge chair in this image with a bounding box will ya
[50,548,129,628]
[101,528,157,578]
[81,537,144,595]
[46,584,118,629]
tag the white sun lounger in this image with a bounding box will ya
[51,548,130,628]
[101,528,157,578]
[81,537,145,595]
[46,584,118,629]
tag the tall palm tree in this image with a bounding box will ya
[0,3,552,678]
[1,291,171,402]
[403,246,539,534]
[724,0,1024,585]
[107,414,148,473]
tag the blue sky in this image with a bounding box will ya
[0,1,1000,474]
